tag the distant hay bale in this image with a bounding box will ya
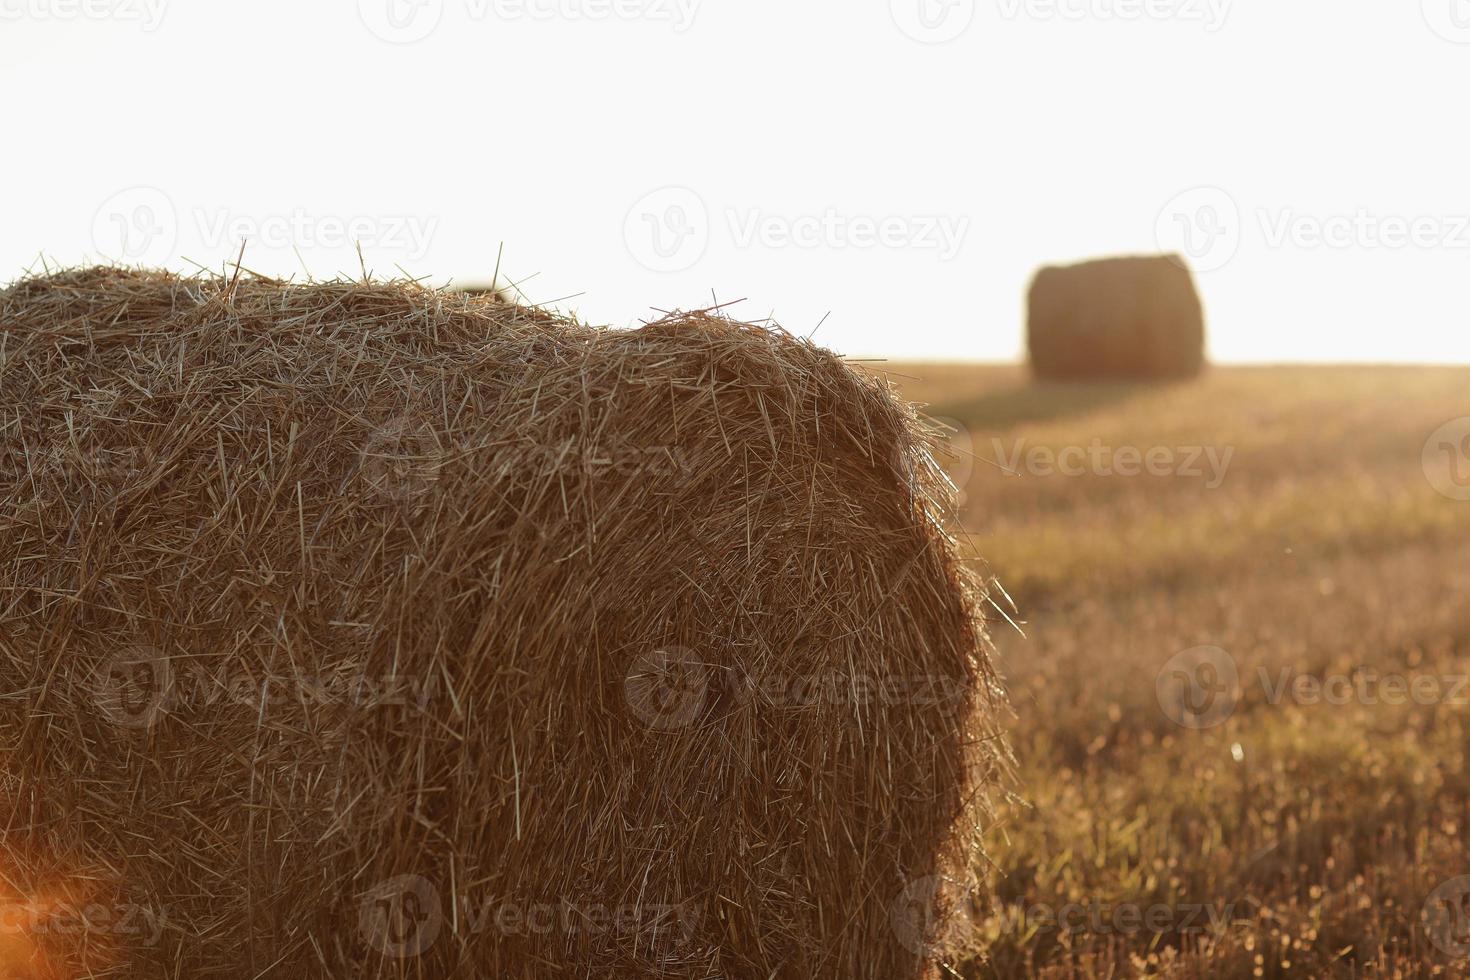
[0,267,1005,978]
[1027,254,1206,380]
[453,280,514,304]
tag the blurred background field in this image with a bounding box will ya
[877,363,1470,978]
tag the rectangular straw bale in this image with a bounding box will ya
[1027,253,1206,380]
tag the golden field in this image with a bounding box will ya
[878,364,1470,978]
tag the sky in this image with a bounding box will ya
[3,0,1469,362]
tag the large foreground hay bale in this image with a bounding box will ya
[0,267,1004,978]
[1027,254,1206,380]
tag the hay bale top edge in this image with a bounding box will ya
[0,265,958,504]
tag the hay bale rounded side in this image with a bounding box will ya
[0,268,1006,979]
[1027,254,1206,380]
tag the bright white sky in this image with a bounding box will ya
[4,0,1469,362]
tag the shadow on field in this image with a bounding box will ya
[930,378,1159,431]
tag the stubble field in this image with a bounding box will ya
[877,363,1470,978]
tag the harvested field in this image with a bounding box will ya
[882,362,1470,978]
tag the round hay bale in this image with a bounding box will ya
[1027,254,1206,380]
[0,267,1005,978]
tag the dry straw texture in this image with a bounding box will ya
[0,267,1004,978]
[1027,254,1206,380]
